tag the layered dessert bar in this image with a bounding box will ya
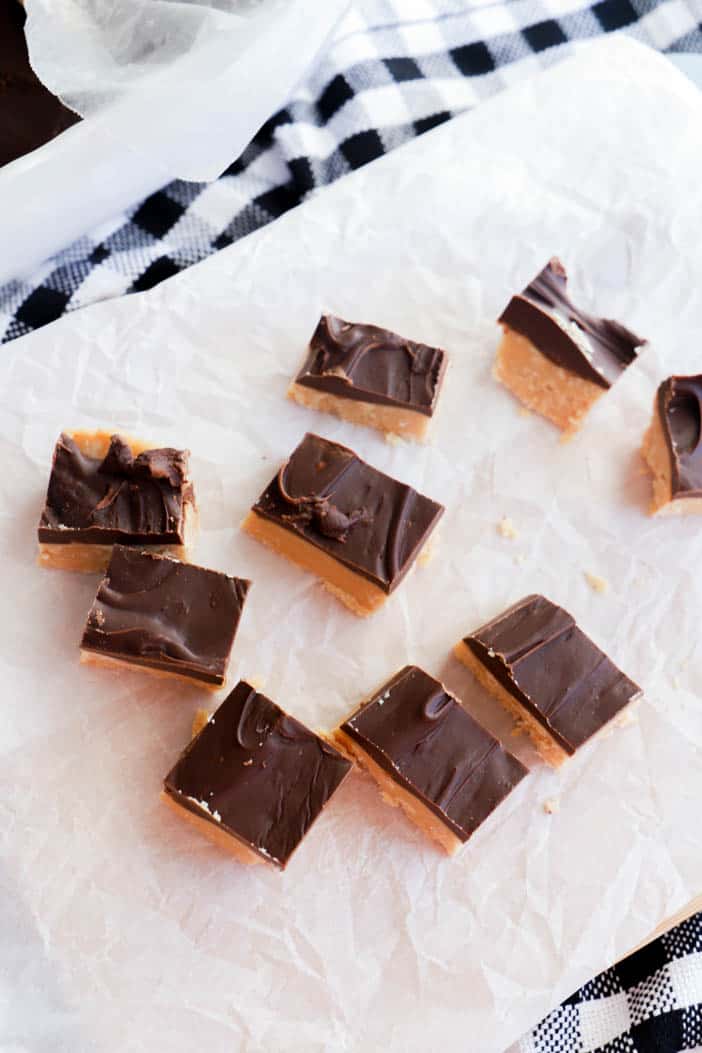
[80,546,250,688]
[288,314,447,440]
[495,259,645,436]
[242,432,443,616]
[163,681,352,869]
[333,665,528,854]
[455,594,642,767]
[38,431,198,572]
[641,375,702,514]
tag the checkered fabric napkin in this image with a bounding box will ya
[5,3,702,1050]
[520,918,702,1052]
[2,0,701,344]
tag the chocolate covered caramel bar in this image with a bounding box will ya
[38,431,198,572]
[455,595,641,767]
[242,432,443,616]
[495,259,645,436]
[163,681,352,868]
[288,314,447,440]
[334,666,528,854]
[80,546,250,688]
[641,375,702,515]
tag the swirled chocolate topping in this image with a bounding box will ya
[499,259,645,388]
[295,315,447,415]
[657,375,702,497]
[250,433,444,592]
[81,546,250,685]
[341,666,527,842]
[1,1,80,167]
[463,595,641,754]
[164,681,351,868]
[38,433,193,546]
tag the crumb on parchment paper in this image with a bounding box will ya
[585,571,609,594]
[497,516,518,539]
[543,799,559,815]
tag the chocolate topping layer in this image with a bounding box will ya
[294,314,447,415]
[250,433,444,592]
[657,375,702,497]
[164,681,351,868]
[499,259,645,388]
[38,434,193,546]
[341,666,527,842]
[1,0,80,167]
[81,546,250,685]
[464,595,641,754]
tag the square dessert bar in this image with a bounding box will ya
[455,595,642,767]
[80,546,250,688]
[495,259,645,436]
[38,431,198,572]
[641,375,702,515]
[333,665,528,854]
[163,681,352,869]
[242,432,443,616]
[288,314,448,441]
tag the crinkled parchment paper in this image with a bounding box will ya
[2,38,702,1053]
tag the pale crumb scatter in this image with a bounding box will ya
[385,432,402,447]
[585,571,609,594]
[417,535,438,567]
[615,707,638,729]
[243,759,253,766]
[543,799,559,815]
[497,516,518,540]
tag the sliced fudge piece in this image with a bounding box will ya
[334,665,528,854]
[163,681,352,869]
[455,594,642,767]
[288,314,447,441]
[80,546,250,689]
[641,375,702,514]
[495,259,645,436]
[242,432,443,616]
[38,431,198,572]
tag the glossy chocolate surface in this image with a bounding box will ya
[1,0,79,167]
[164,681,352,868]
[294,314,447,415]
[341,665,527,841]
[499,258,644,388]
[81,546,250,685]
[657,375,702,497]
[464,595,641,754]
[250,433,444,593]
[38,434,193,546]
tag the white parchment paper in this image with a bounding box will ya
[0,1,346,287]
[2,38,702,1053]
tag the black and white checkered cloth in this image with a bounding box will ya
[5,3,702,1050]
[2,0,702,345]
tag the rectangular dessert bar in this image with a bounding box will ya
[80,546,250,689]
[495,258,645,436]
[163,681,352,869]
[455,594,642,767]
[288,314,447,441]
[38,431,198,572]
[242,432,443,616]
[333,665,528,854]
[641,375,702,515]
